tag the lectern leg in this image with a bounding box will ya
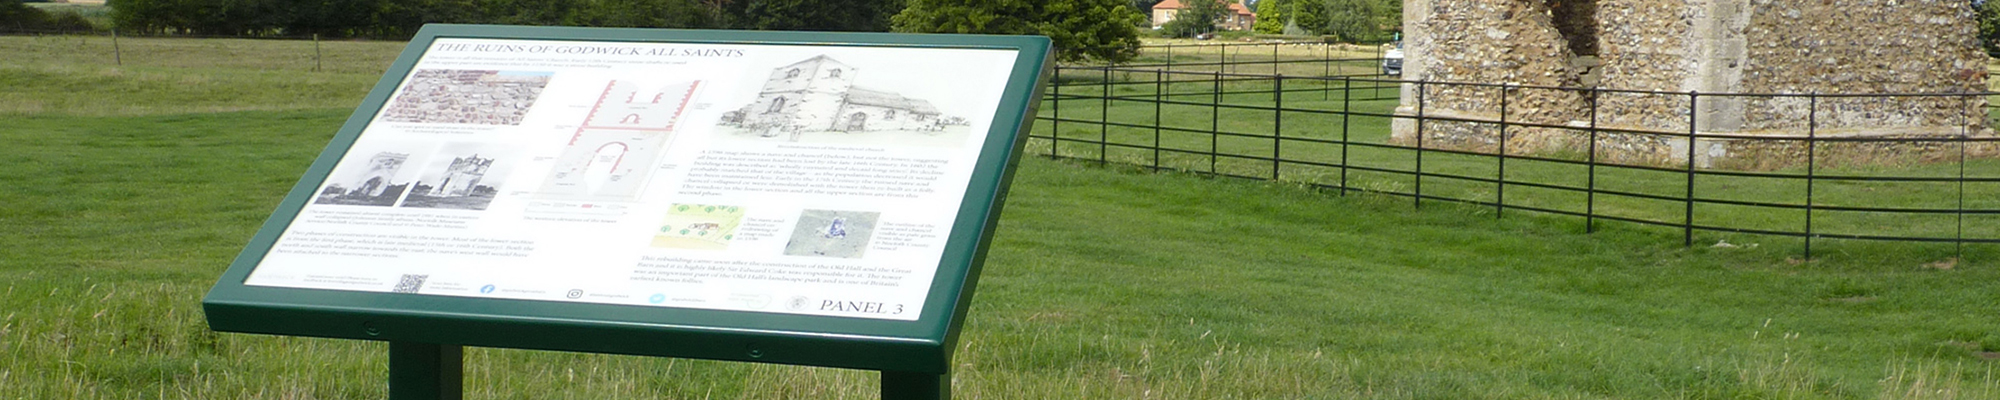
[389,342,463,400]
[880,370,949,400]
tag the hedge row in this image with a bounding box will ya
[107,0,901,38]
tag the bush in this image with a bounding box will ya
[893,0,1145,64]
[1,0,95,32]
[1158,0,1225,38]
[1982,0,2000,57]
[108,0,748,38]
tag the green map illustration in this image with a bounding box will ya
[651,204,746,250]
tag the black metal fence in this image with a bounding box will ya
[1037,51,2000,258]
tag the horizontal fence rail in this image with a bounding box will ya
[1037,59,2000,259]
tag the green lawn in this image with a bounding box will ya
[1036,71,2000,254]
[3,35,1998,399]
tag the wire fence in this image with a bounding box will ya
[1038,48,2000,259]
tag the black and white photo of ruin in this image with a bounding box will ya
[401,142,515,211]
[716,55,975,147]
[314,143,429,207]
[381,69,553,125]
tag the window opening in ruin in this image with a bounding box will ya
[828,69,842,78]
[846,112,868,131]
[1546,0,1598,57]
[786,68,801,78]
[766,97,786,113]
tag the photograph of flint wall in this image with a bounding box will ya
[782,210,880,259]
[381,69,552,125]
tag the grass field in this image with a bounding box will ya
[4,35,2000,399]
[1034,69,2000,254]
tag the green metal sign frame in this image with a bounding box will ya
[203,24,1050,399]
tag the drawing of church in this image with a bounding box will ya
[725,55,947,135]
[537,80,700,202]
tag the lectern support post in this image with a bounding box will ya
[881,370,949,400]
[389,342,463,400]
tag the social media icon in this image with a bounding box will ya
[648,294,667,304]
[479,285,496,294]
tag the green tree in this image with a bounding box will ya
[1252,0,1287,34]
[728,0,904,31]
[1982,0,2000,57]
[1290,0,1327,35]
[1160,0,1224,37]
[1320,0,1375,42]
[1374,0,1399,39]
[1,0,52,31]
[893,0,1145,64]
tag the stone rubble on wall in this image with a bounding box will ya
[1394,0,1992,170]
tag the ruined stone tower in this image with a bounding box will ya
[1394,0,1990,168]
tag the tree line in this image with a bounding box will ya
[1148,0,1397,42]
[2,0,94,31]
[104,0,902,38]
[1249,0,1398,42]
[5,0,1415,64]
[78,0,1150,63]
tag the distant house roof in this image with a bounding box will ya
[845,88,940,115]
[1152,0,1254,16]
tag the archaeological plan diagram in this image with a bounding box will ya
[536,80,701,202]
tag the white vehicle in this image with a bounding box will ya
[1381,42,1404,76]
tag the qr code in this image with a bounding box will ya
[391,274,429,293]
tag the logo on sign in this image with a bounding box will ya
[566,289,584,299]
[479,285,496,294]
[648,294,666,304]
[787,296,811,311]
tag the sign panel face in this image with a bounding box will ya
[239,37,1023,321]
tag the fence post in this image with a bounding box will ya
[1166,44,1174,71]
[1340,76,1353,196]
[1415,80,1427,209]
[1051,67,1062,157]
[1212,70,1222,175]
[1586,88,1599,233]
[1155,69,1164,171]
[1685,91,1699,247]
[1806,93,1817,259]
[1322,43,1331,100]
[1958,94,1970,258]
[1273,74,1283,180]
[1272,43,1280,76]
[1216,43,1232,74]
[1100,67,1110,164]
[1220,44,1227,74]
[111,29,121,66]
[1496,84,1509,218]
[314,34,323,72]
